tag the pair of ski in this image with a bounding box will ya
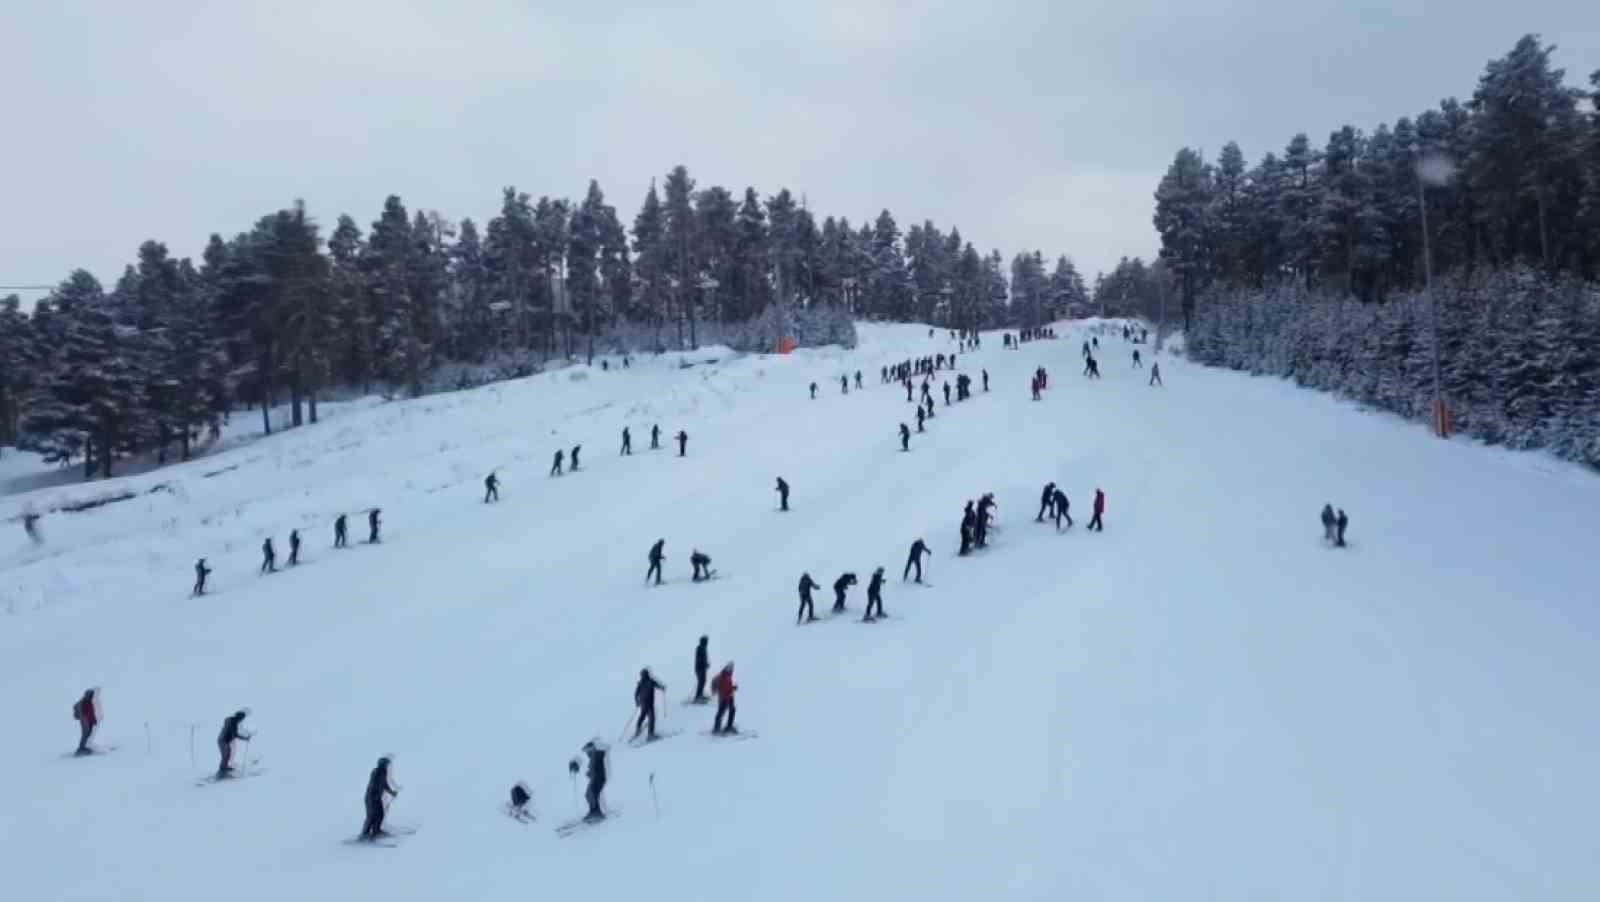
[343,825,417,848]
[195,758,264,786]
[63,744,119,759]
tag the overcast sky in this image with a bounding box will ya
[4,1,1597,305]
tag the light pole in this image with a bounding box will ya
[1417,153,1455,438]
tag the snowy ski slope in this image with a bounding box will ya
[2,321,1598,901]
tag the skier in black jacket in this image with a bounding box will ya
[690,550,713,582]
[693,636,710,702]
[810,382,818,400]
[903,539,931,583]
[676,430,688,457]
[368,509,381,543]
[621,427,632,455]
[959,502,976,556]
[943,381,951,406]
[899,423,910,451]
[863,567,886,621]
[1052,488,1072,530]
[797,572,820,623]
[550,449,564,477]
[776,477,790,511]
[916,406,926,433]
[485,472,499,503]
[651,424,661,450]
[581,741,608,821]
[360,756,398,841]
[216,710,251,778]
[334,514,348,548]
[976,494,996,547]
[832,572,857,614]
[570,445,582,471]
[288,529,301,566]
[260,538,276,574]
[646,539,665,585]
[633,668,665,741]
[1037,482,1057,521]
[840,374,849,395]
[193,558,212,596]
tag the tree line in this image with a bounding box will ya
[0,165,1089,478]
[1157,35,1600,469]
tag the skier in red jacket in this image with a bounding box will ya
[73,688,98,755]
[711,664,738,735]
[1089,489,1105,532]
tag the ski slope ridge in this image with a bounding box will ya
[2,322,1597,901]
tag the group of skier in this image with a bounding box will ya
[1320,504,1351,547]
[192,509,381,596]
[795,565,889,623]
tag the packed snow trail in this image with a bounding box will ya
[2,322,1598,900]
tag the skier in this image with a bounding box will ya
[1083,340,1091,358]
[509,782,532,821]
[1052,487,1072,530]
[550,449,564,477]
[570,444,582,471]
[621,427,632,455]
[485,472,499,503]
[191,556,211,598]
[1149,362,1162,386]
[693,636,710,702]
[776,477,790,512]
[943,381,951,406]
[676,430,688,457]
[921,381,932,404]
[1037,482,1057,521]
[368,509,381,544]
[982,369,989,392]
[690,550,713,582]
[1084,355,1100,378]
[1089,489,1105,532]
[1031,374,1041,402]
[899,423,910,452]
[22,510,40,543]
[1321,504,1336,543]
[646,539,665,586]
[580,741,608,821]
[855,370,863,390]
[916,406,926,433]
[959,501,975,556]
[809,382,817,400]
[288,529,301,566]
[711,663,738,735]
[1335,509,1349,547]
[334,514,348,548]
[797,572,820,623]
[840,374,849,395]
[72,688,98,755]
[832,572,857,614]
[360,756,399,841]
[260,538,276,574]
[651,424,661,450]
[975,493,996,547]
[633,668,665,741]
[216,709,251,778]
[903,539,931,583]
[1132,349,1143,369]
[1093,336,1099,349]
[863,567,886,621]
[904,380,913,403]
[925,395,935,419]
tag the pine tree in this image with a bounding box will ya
[662,166,697,348]
[631,181,669,347]
[568,180,607,363]
[734,188,770,322]
[0,294,34,449]
[1154,146,1214,329]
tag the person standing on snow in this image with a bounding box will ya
[915,406,926,433]
[904,380,913,403]
[810,381,818,400]
[1149,362,1162,387]
[693,636,711,703]
[1052,488,1072,530]
[1321,504,1336,543]
[797,572,820,623]
[260,538,276,574]
[621,427,632,455]
[288,530,302,566]
[580,741,609,821]
[193,558,212,596]
[1335,509,1349,547]
[899,423,911,452]
[959,501,976,556]
[775,477,790,512]
[1084,355,1100,378]
[72,688,98,755]
[570,445,582,472]
[633,668,666,741]
[675,430,688,457]
[216,710,251,778]
[22,510,41,543]
[1132,349,1143,369]
[840,374,849,395]
[646,539,665,586]
[832,572,857,614]
[975,494,996,548]
[360,756,399,841]
[690,550,713,582]
[903,539,931,583]
[485,472,500,503]
[711,663,738,735]
[550,449,564,477]
[943,381,951,406]
[368,509,382,544]
[651,424,661,450]
[863,567,886,621]
[855,370,863,390]
[1088,489,1105,532]
[982,369,989,392]
[334,514,348,548]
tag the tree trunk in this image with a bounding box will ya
[100,428,114,478]
[309,390,319,425]
[290,371,303,427]
[181,429,191,461]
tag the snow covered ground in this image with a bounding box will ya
[2,320,1597,901]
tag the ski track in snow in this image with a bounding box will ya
[2,322,1599,900]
